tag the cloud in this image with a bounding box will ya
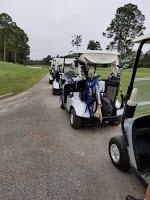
[0,0,150,59]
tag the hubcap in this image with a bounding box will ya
[70,112,74,125]
[110,144,120,163]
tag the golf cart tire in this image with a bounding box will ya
[109,121,121,126]
[60,96,65,109]
[53,88,56,95]
[53,88,60,95]
[70,108,83,129]
[109,135,130,171]
[49,80,53,85]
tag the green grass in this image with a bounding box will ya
[96,67,150,116]
[96,67,150,94]
[135,105,150,116]
[0,61,48,95]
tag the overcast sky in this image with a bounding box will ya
[1,0,150,59]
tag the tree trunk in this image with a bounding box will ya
[3,37,6,62]
[14,51,17,63]
[118,31,122,65]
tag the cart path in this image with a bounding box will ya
[0,74,145,200]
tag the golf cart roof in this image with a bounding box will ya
[65,50,119,65]
[134,33,150,43]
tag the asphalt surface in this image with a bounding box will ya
[0,74,145,200]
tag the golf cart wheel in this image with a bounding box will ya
[109,121,121,126]
[60,96,65,109]
[49,80,53,84]
[53,88,56,95]
[109,135,130,171]
[53,88,60,95]
[70,108,83,129]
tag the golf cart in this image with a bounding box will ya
[49,58,56,84]
[108,34,150,186]
[51,58,64,95]
[52,57,75,95]
[60,50,124,129]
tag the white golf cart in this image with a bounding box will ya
[51,58,64,95]
[52,57,75,95]
[108,34,150,186]
[49,58,55,84]
[60,50,124,129]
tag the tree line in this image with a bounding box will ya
[0,13,30,64]
[1,4,149,67]
[29,55,51,66]
[71,3,149,67]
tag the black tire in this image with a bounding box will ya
[53,88,56,95]
[60,96,65,109]
[70,108,83,129]
[109,135,130,171]
[49,80,53,84]
[109,121,121,126]
[53,88,60,95]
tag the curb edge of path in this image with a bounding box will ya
[0,93,14,100]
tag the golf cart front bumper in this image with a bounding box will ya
[53,88,61,95]
[103,114,122,124]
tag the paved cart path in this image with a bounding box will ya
[0,74,145,200]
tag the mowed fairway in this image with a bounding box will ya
[0,61,47,95]
[97,67,150,115]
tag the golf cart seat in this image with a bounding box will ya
[132,115,150,172]
[104,76,120,102]
[63,83,75,103]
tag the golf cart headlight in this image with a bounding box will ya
[125,88,138,118]
[127,88,138,107]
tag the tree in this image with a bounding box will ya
[0,12,30,64]
[7,23,30,63]
[71,35,82,50]
[0,13,13,61]
[140,50,150,68]
[87,40,102,50]
[42,55,51,65]
[103,3,145,63]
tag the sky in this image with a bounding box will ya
[1,0,150,60]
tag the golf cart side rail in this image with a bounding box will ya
[122,38,150,144]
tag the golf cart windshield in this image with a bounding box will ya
[133,35,150,116]
[133,68,150,116]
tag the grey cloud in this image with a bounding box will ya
[0,0,150,59]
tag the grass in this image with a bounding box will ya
[96,67,150,94]
[96,67,150,116]
[0,61,48,95]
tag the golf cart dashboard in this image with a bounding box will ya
[133,115,150,130]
